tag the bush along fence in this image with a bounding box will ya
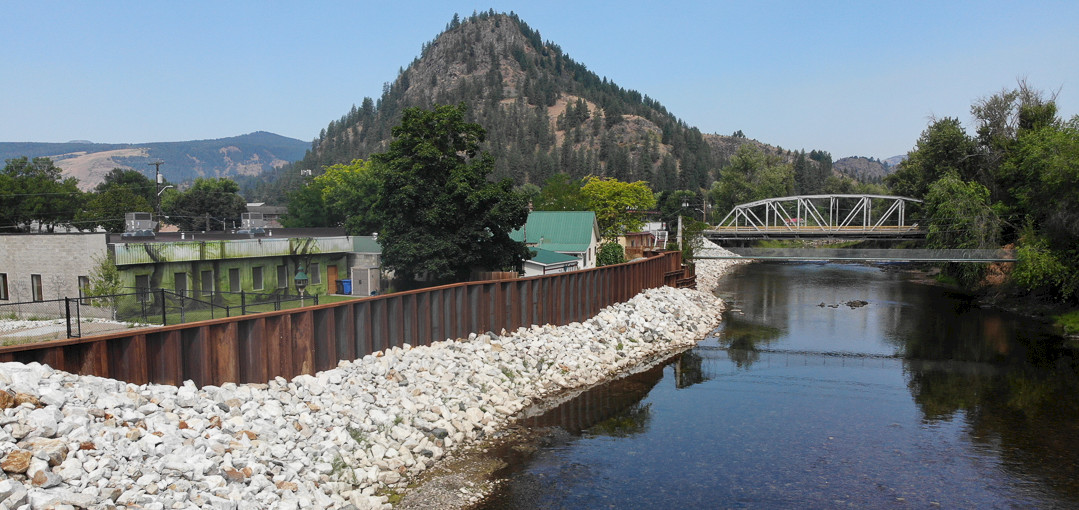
[0,290,318,345]
[0,251,693,387]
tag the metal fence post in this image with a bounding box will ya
[160,289,167,325]
[241,290,246,315]
[65,297,73,338]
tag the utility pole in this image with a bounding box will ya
[148,161,164,222]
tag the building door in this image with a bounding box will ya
[327,265,338,290]
[201,270,214,297]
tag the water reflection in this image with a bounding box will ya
[672,350,708,388]
[513,360,666,436]
[713,314,783,369]
[484,263,1079,508]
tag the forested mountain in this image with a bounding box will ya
[0,131,307,190]
[254,10,835,203]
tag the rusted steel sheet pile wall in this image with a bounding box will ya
[0,252,687,387]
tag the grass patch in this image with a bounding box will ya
[934,273,960,286]
[1055,310,1079,336]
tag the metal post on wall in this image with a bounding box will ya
[160,289,167,325]
[65,298,73,338]
[241,291,246,315]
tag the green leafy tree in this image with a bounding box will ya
[923,173,1001,287]
[1002,117,1079,300]
[657,190,700,229]
[78,168,158,232]
[579,176,656,239]
[94,168,159,205]
[0,156,83,232]
[710,144,793,214]
[885,117,978,199]
[81,187,153,233]
[596,241,626,266]
[533,173,587,211]
[282,178,338,228]
[281,162,384,230]
[680,217,708,262]
[371,104,530,285]
[162,177,247,231]
[86,254,122,318]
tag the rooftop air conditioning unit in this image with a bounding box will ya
[122,212,157,238]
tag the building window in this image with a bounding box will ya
[135,274,150,302]
[252,267,264,291]
[309,263,321,284]
[175,272,187,296]
[228,268,240,292]
[0,273,8,300]
[31,274,43,302]
[277,265,287,288]
[201,270,214,297]
[78,276,91,305]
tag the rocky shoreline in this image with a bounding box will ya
[0,246,742,510]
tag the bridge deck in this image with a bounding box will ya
[696,248,1016,263]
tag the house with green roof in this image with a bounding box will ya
[510,211,601,270]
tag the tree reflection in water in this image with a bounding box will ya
[715,313,783,369]
[896,283,1079,502]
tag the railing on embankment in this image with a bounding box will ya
[0,251,691,388]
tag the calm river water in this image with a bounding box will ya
[481,262,1079,509]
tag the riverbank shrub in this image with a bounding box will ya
[1056,310,1079,336]
[597,241,625,266]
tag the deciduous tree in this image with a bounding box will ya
[162,177,247,231]
[579,176,655,239]
[371,104,530,285]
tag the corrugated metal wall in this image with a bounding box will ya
[0,252,692,387]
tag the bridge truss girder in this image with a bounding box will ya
[715,194,923,232]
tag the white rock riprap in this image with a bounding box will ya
[0,285,723,509]
[694,238,748,293]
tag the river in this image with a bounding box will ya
[480,262,1079,508]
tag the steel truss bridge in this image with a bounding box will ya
[709,194,924,240]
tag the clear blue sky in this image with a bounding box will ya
[3,1,1077,160]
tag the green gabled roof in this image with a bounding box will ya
[510,211,598,253]
[352,236,382,253]
[528,247,580,265]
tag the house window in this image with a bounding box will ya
[309,263,321,284]
[31,274,43,302]
[0,273,8,300]
[135,274,150,302]
[201,270,214,296]
[277,265,288,288]
[228,268,240,291]
[78,276,90,305]
[252,267,264,291]
[175,272,187,296]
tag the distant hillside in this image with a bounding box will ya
[0,131,307,190]
[834,156,896,184]
[252,10,832,204]
[883,155,907,167]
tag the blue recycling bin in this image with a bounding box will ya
[339,279,352,295]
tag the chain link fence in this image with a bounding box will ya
[0,288,317,346]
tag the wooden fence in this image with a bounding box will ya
[0,251,691,387]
